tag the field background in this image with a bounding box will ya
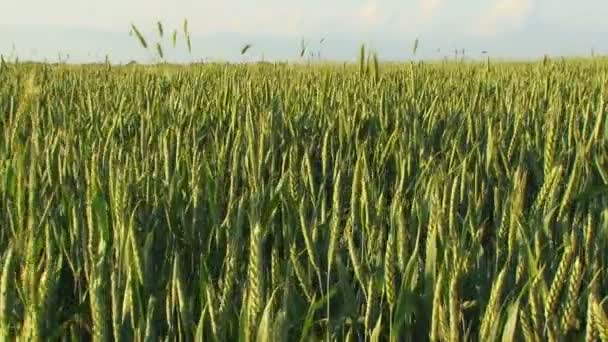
[1,58,608,341]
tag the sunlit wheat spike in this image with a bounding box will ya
[172,30,178,48]
[372,52,379,82]
[241,44,252,55]
[144,296,158,341]
[384,225,396,309]
[345,223,367,294]
[156,43,164,60]
[520,310,537,342]
[560,258,583,331]
[545,243,574,320]
[157,21,164,38]
[90,255,111,341]
[220,244,237,313]
[182,18,192,53]
[247,221,264,340]
[206,287,220,339]
[587,292,599,342]
[290,245,312,302]
[364,277,376,335]
[0,247,15,340]
[430,270,444,342]
[544,117,556,179]
[130,24,148,49]
[359,44,366,74]
[327,171,342,270]
[300,38,307,58]
[271,241,281,290]
[558,161,579,219]
[479,267,507,340]
[298,199,323,294]
[449,270,462,342]
[592,297,608,341]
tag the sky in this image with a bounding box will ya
[0,0,607,63]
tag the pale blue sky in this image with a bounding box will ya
[1,0,607,63]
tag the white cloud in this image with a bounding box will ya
[419,0,445,19]
[477,0,535,36]
[390,0,447,33]
[355,1,383,26]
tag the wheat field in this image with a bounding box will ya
[0,56,607,341]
